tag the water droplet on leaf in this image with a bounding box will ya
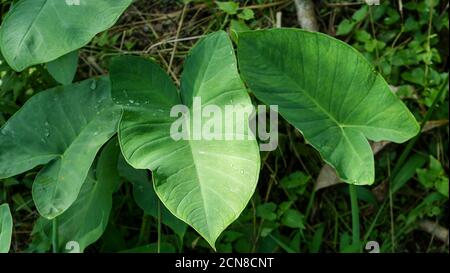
[90,80,97,90]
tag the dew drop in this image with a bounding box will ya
[240,169,245,174]
[44,121,49,127]
[90,80,97,90]
[129,100,134,104]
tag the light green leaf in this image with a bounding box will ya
[0,78,122,218]
[238,8,254,21]
[352,6,368,22]
[32,139,120,252]
[47,51,79,85]
[216,1,239,15]
[230,19,250,43]
[336,19,355,36]
[280,171,310,189]
[435,177,449,198]
[110,31,260,248]
[0,0,132,71]
[417,156,449,197]
[238,29,419,185]
[0,203,13,253]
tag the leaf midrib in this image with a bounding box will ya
[13,0,48,62]
[254,55,370,181]
[175,34,224,240]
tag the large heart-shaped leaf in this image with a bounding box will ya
[0,203,13,253]
[0,77,122,218]
[0,0,132,71]
[237,29,419,185]
[110,31,260,248]
[31,139,120,253]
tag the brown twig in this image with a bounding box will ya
[294,0,319,31]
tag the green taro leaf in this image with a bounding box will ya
[0,203,13,253]
[237,29,419,185]
[32,139,120,253]
[110,31,260,248]
[47,51,79,85]
[0,0,132,71]
[0,77,122,219]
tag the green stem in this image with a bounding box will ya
[219,14,229,30]
[137,214,151,246]
[157,200,161,254]
[52,218,59,253]
[349,185,360,249]
[305,190,316,220]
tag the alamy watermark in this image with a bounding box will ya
[65,0,80,6]
[169,97,278,151]
[365,0,380,5]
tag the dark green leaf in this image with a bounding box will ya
[110,32,260,248]
[0,0,132,71]
[0,78,122,218]
[238,29,419,185]
[47,51,79,85]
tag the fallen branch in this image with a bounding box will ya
[314,120,449,191]
[418,220,449,245]
[294,0,319,31]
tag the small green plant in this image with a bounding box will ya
[417,156,449,197]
